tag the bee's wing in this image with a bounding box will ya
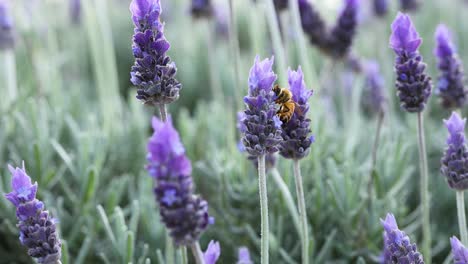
[294,102,304,116]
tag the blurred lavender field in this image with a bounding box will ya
[2,0,468,263]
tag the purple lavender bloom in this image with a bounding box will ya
[191,0,213,19]
[441,112,468,190]
[4,164,62,264]
[400,0,419,11]
[0,0,15,50]
[279,67,314,160]
[390,12,431,113]
[381,213,425,264]
[373,0,388,17]
[241,56,283,157]
[434,24,467,109]
[203,240,221,264]
[299,0,328,49]
[362,61,387,114]
[451,236,468,264]
[214,4,229,40]
[147,117,213,245]
[70,0,81,24]
[237,247,253,264]
[130,0,182,105]
[327,0,359,58]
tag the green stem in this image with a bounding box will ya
[190,242,206,264]
[264,0,287,84]
[367,111,384,203]
[457,191,468,245]
[205,20,223,100]
[228,0,241,109]
[165,232,175,264]
[417,112,431,263]
[258,155,269,264]
[4,50,17,102]
[159,104,167,122]
[180,246,188,264]
[293,160,309,264]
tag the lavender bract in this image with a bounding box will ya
[362,61,386,114]
[451,236,468,264]
[298,0,328,49]
[237,247,253,264]
[381,213,424,264]
[279,67,314,160]
[130,0,182,105]
[203,240,221,264]
[434,24,467,109]
[0,0,15,50]
[441,112,468,190]
[241,56,283,157]
[327,0,359,58]
[191,0,213,19]
[4,164,62,264]
[390,12,431,113]
[373,0,388,17]
[147,117,213,245]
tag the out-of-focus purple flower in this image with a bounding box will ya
[380,213,424,264]
[241,56,282,157]
[130,0,182,105]
[70,0,81,25]
[279,67,314,160]
[362,61,387,114]
[400,0,419,11]
[299,0,328,50]
[214,4,229,40]
[237,247,253,264]
[147,117,213,245]
[373,0,388,17]
[451,236,468,264]
[434,24,467,109]
[441,112,468,190]
[390,12,431,113]
[0,0,15,50]
[346,53,364,73]
[327,0,359,58]
[203,240,221,264]
[4,163,62,264]
[191,0,213,19]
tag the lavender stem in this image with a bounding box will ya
[159,104,168,122]
[4,50,17,102]
[367,111,384,201]
[180,246,188,264]
[258,154,269,264]
[190,242,206,264]
[165,232,175,264]
[293,159,310,264]
[417,112,431,263]
[456,191,468,245]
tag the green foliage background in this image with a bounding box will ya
[0,0,467,263]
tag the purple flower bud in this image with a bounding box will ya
[362,61,387,114]
[441,112,468,190]
[390,13,431,113]
[373,0,388,17]
[0,0,15,50]
[130,0,182,105]
[400,0,420,11]
[147,117,213,245]
[241,56,283,157]
[279,67,314,160]
[451,236,468,264]
[237,247,253,264]
[327,0,359,58]
[191,0,213,19]
[434,24,467,109]
[381,213,424,264]
[70,0,81,25]
[4,163,62,264]
[203,240,221,264]
[298,0,328,50]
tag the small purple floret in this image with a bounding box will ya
[451,236,468,264]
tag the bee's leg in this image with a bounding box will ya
[277,104,291,113]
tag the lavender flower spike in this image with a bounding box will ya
[241,56,283,157]
[191,0,213,19]
[434,24,467,109]
[373,0,388,17]
[147,117,213,245]
[362,61,387,115]
[237,247,253,264]
[298,0,328,49]
[328,0,359,58]
[203,240,221,264]
[4,163,62,264]
[130,0,182,105]
[381,213,425,264]
[390,12,431,112]
[441,112,468,190]
[279,67,314,159]
[0,0,15,50]
[451,236,468,264]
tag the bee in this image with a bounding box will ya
[272,84,296,123]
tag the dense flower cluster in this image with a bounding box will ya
[191,0,213,19]
[390,12,431,112]
[298,0,328,49]
[147,117,213,245]
[0,0,15,50]
[130,0,182,105]
[241,56,283,157]
[434,24,467,109]
[373,0,388,17]
[451,236,468,264]
[279,67,314,160]
[328,0,359,58]
[4,164,62,264]
[381,213,425,263]
[362,61,386,114]
[441,112,468,190]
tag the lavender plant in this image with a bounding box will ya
[0,0,15,50]
[203,240,221,264]
[390,12,432,261]
[4,164,62,264]
[191,0,213,19]
[451,236,468,263]
[237,247,253,264]
[327,0,359,58]
[434,24,467,109]
[298,0,328,58]
[373,0,388,17]
[69,0,81,25]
